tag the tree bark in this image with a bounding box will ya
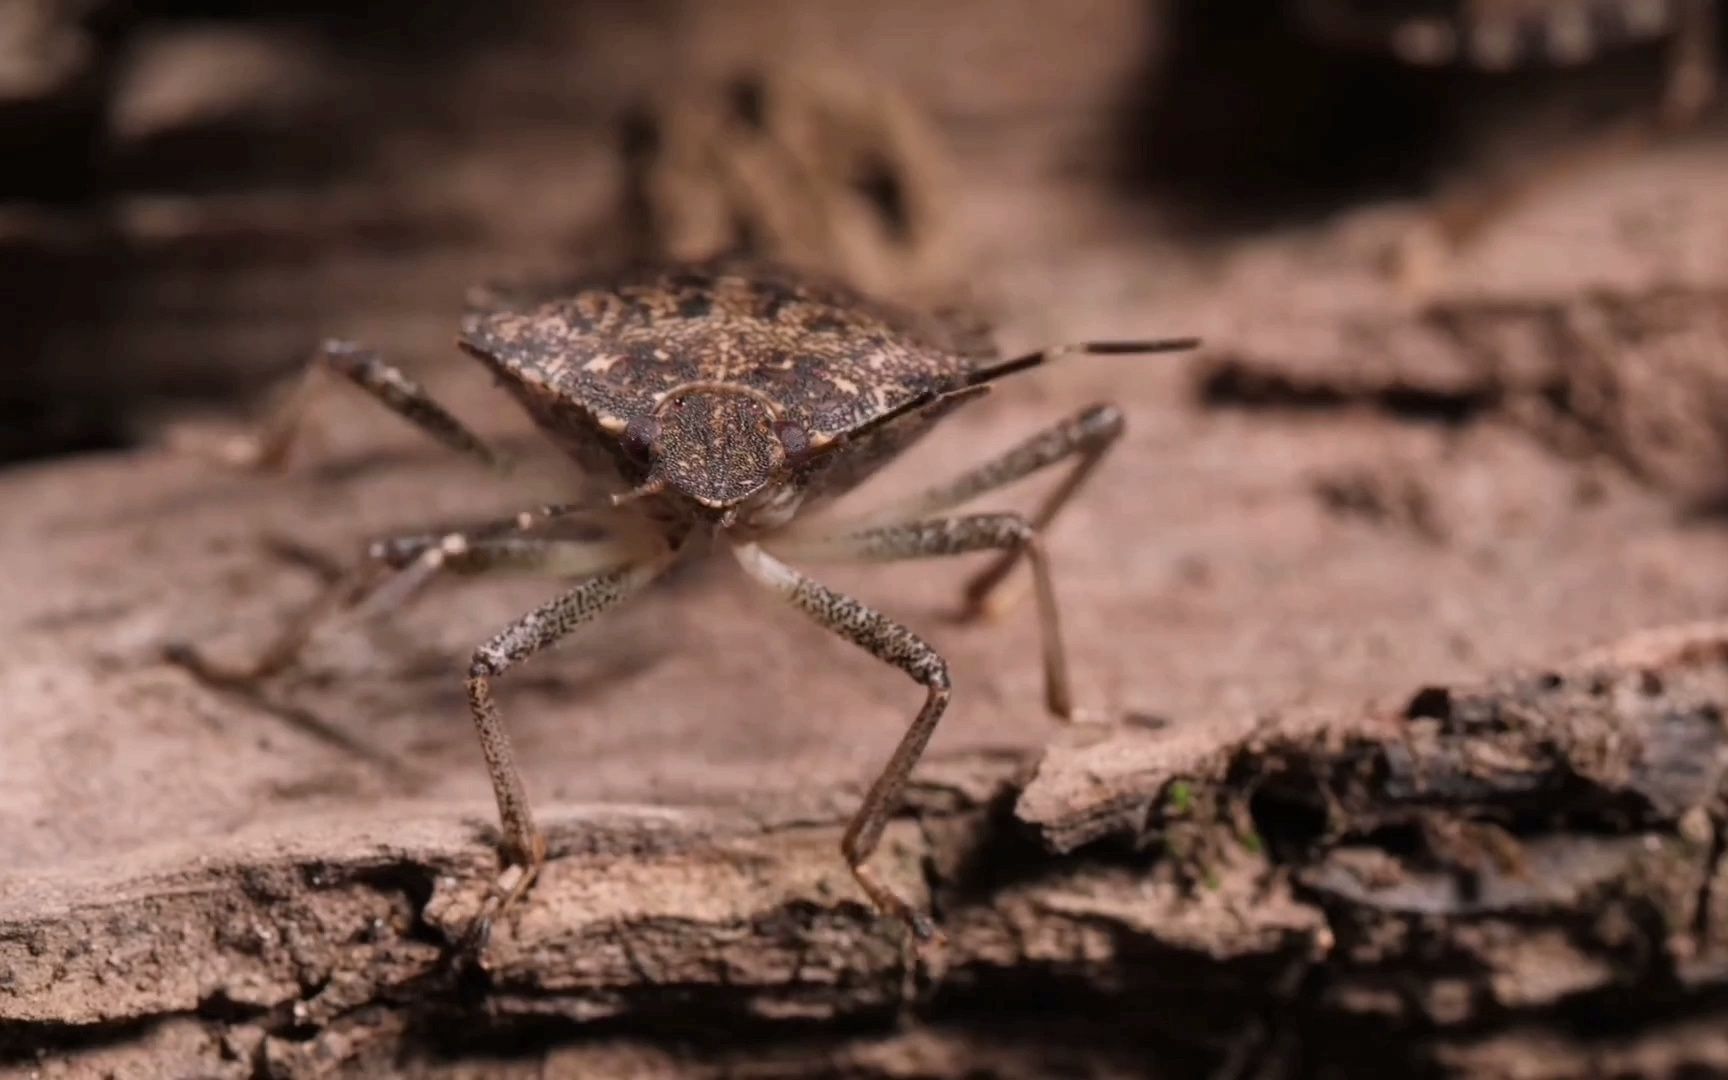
[5,3,1728,1077]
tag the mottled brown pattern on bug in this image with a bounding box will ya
[458,260,1008,525]
[459,261,983,443]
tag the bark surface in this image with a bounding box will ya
[4,3,1728,1077]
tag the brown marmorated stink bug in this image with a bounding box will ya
[173,259,1197,943]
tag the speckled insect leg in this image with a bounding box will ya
[365,531,652,624]
[772,513,1073,718]
[845,404,1124,620]
[733,542,949,940]
[364,501,623,573]
[165,559,391,686]
[220,339,507,471]
[464,553,672,939]
[167,505,643,685]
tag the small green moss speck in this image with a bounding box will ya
[1166,780,1194,817]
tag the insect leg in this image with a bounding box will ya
[832,403,1124,621]
[733,542,949,940]
[212,339,508,471]
[362,530,654,634]
[364,500,624,572]
[770,513,1072,718]
[166,504,643,685]
[465,551,672,940]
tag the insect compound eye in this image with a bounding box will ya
[771,419,812,465]
[621,415,661,464]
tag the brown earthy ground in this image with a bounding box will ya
[3,3,1728,1077]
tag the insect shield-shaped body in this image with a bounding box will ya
[459,264,995,539]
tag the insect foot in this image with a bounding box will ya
[457,842,548,961]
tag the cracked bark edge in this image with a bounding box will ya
[1195,286,1728,506]
[4,622,1728,1078]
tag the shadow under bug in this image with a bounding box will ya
[172,259,1197,944]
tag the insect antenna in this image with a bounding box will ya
[969,337,1202,386]
[817,338,1200,461]
[610,476,668,508]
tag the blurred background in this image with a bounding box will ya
[6,0,1724,475]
